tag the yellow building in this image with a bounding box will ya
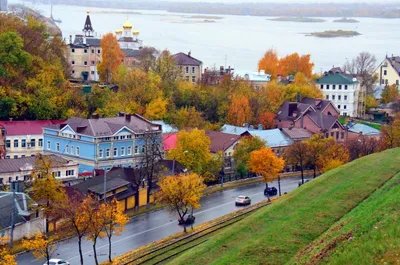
[375,55,400,87]
[173,52,203,83]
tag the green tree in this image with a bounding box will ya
[233,136,265,176]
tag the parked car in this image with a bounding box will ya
[298,179,310,187]
[264,187,278,196]
[178,214,195,225]
[43,259,70,265]
[235,195,251,206]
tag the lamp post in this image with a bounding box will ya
[276,139,288,196]
[220,138,236,187]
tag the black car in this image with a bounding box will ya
[264,187,278,196]
[178,214,195,225]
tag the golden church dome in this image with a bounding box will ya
[132,30,140,35]
[123,20,133,29]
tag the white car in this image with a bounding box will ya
[43,259,70,265]
[235,195,251,206]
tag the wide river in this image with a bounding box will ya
[11,1,400,72]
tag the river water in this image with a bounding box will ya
[11,1,400,72]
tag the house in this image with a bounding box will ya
[281,128,313,141]
[67,12,101,81]
[375,55,400,87]
[346,122,380,141]
[0,120,65,159]
[43,113,163,173]
[221,124,250,135]
[173,52,203,83]
[0,190,45,241]
[275,98,347,142]
[202,66,234,86]
[0,155,79,186]
[235,70,271,89]
[316,68,366,117]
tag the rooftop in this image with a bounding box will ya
[88,178,131,194]
[248,129,293,148]
[121,48,141,57]
[71,36,101,48]
[173,52,202,66]
[205,131,242,153]
[316,72,359,85]
[386,56,400,76]
[0,155,74,174]
[152,120,178,134]
[0,192,37,230]
[0,120,65,136]
[221,124,249,135]
[348,123,380,136]
[44,114,161,137]
[281,128,313,141]
[235,71,271,82]
[163,133,177,151]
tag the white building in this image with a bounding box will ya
[234,71,271,89]
[115,19,143,50]
[316,69,365,117]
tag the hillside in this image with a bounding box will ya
[168,148,400,265]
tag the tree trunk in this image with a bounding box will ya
[135,185,140,208]
[147,181,152,204]
[93,238,99,265]
[265,183,270,202]
[313,166,316,179]
[78,236,84,265]
[301,164,304,184]
[108,236,112,263]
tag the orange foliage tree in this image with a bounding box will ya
[257,111,276,129]
[278,53,314,78]
[87,202,107,265]
[248,147,285,201]
[156,173,206,232]
[98,33,125,83]
[227,94,252,126]
[257,49,279,78]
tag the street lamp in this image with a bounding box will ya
[276,139,289,196]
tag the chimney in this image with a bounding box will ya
[92,113,99,119]
[258,124,263,130]
[125,114,131,122]
[188,51,191,57]
[119,112,125,117]
[83,36,87,45]
[69,35,72,44]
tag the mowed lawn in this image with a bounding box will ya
[292,172,400,265]
[168,148,400,265]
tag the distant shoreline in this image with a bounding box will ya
[333,18,360,23]
[268,17,326,23]
[306,30,361,38]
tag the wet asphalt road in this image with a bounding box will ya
[16,176,304,265]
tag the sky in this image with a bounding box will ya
[156,0,398,3]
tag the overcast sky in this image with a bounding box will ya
[157,0,398,3]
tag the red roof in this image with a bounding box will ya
[0,120,66,136]
[163,133,177,151]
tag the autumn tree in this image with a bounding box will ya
[31,155,67,234]
[169,106,208,130]
[227,94,252,126]
[98,33,125,83]
[258,49,279,78]
[0,238,16,265]
[87,202,107,265]
[156,173,206,232]
[380,84,399,104]
[380,115,400,150]
[22,232,55,265]
[366,95,379,109]
[305,134,327,178]
[317,138,349,173]
[278,53,314,78]
[347,136,379,161]
[284,141,309,184]
[248,147,285,201]
[144,97,168,120]
[233,136,265,176]
[257,111,275,129]
[103,198,129,263]
[285,73,323,101]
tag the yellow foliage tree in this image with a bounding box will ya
[248,147,285,201]
[144,97,168,120]
[0,237,16,265]
[103,198,129,263]
[305,134,327,178]
[258,49,279,79]
[22,232,54,265]
[98,33,125,83]
[321,159,345,173]
[156,173,206,232]
[87,202,107,265]
[226,94,252,126]
[380,84,399,104]
[284,141,309,184]
[317,138,349,173]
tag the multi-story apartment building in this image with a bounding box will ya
[0,155,78,185]
[43,114,163,173]
[68,12,101,81]
[0,0,8,12]
[173,52,203,83]
[0,120,65,159]
[316,68,365,117]
[375,55,400,86]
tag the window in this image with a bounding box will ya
[72,60,75,65]
[332,85,336,90]
[47,141,51,150]
[134,145,138,154]
[99,149,103,158]
[120,135,126,140]
[71,48,75,53]
[185,66,189,73]
[326,95,329,100]
[344,85,348,90]
[343,112,347,116]
[38,139,43,147]
[127,146,132,155]
[332,95,335,100]
[66,170,75,176]
[336,131,339,139]
[52,171,61,177]
[91,71,95,75]
[339,85,342,90]
[97,50,101,54]
[6,140,10,148]
[30,139,36,147]
[121,147,125,156]
[65,144,69,154]
[14,155,18,159]
[127,135,132,139]
[14,139,18,148]
[71,145,74,154]
[106,148,110,157]
[84,61,88,66]
[331,132,334,137]
[21,139,26,148]
[344,105,347,109]
[320,84,323,89]
[326,85,330,90]
[56,142,60,152]
[341,132,345,139]
[113,148,118,156]
[192,66,195,73]
[72,70,75,74]
[9,177,12,182]
[338,105,341,109]
[186,76,189,82]
[84,49,88,53]
[344,95,347,100]
[21,155,25,158]
[141,145,145,153]
[76,147,80,156]
[91,49,95,53]
[114,136,119,140]
[397,80,399,85]
[192,76,196,82]
[381,79,385,85]
[91,61,95,65]
[386,79,389,84]
[338,95,341,100]
[384,70,387,75]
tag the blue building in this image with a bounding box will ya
[43,114,162,173]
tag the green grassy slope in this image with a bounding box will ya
[292,172,400,265]
[168,149,400,265]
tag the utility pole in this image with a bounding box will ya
[9,181,16,248]
[103,169,107,202]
